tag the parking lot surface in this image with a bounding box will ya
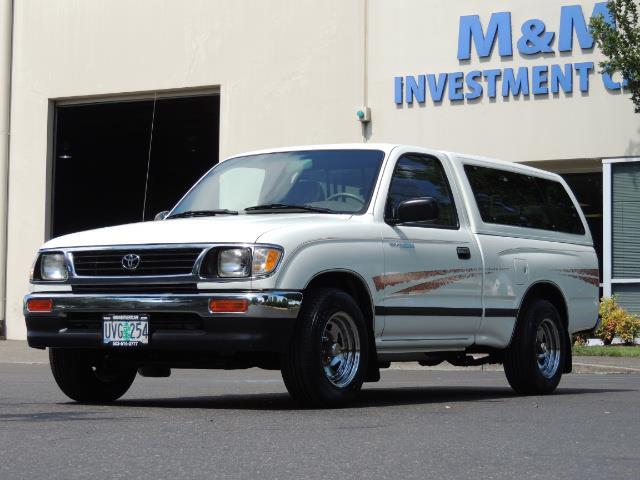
[1,363,639,479]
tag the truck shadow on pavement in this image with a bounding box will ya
[0,410,139,422]
[113,386,630,411]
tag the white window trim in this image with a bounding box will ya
[603,157,640,298]
[611,279,640,284]
[54,86,220,106]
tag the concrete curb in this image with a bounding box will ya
[572,361,640,374]
[387,358,640,374]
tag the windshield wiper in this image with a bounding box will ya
[167,209,239,219]
[244,203,336,214]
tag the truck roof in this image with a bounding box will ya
[225,143,563,180]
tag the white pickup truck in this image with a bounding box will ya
[25,144,599,407]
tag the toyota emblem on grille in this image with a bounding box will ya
[122,253,141,270]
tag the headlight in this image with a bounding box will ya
[40,253,68,281]
[252,247,282,276]
[218,248,252,278]
[200,246,283,279]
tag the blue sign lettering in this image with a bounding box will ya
[550,64,573,94]
[558,3,612,52]
[428,73,448,102]
[574,62,594,92]
[448,72,465,101]
[518,19,555,55]
[465,71,483,100]
[503,68,530,97]
[457,12,513,60]
[532,66,549,95]
[603,73,622,90]
[396,3,628,106]
[394,76,404,104]
[483,70,502,99]
[602,72,629,91]
[406,75,426,103]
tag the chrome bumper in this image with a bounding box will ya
[24,290,303,352]
[24,291,303,319]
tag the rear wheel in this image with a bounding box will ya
[504,299,567,395]
[49,349,137,403]
[281,288,369,407]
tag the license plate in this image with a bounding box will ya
[103,314,149,346]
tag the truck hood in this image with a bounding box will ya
[42,214,351,250]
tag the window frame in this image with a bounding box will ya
[384,153,460,230]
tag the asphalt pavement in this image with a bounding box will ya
[1,357,639,479]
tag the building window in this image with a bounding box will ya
[606,161,640,313]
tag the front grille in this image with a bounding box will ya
[72,248,203,277]
[71,284,199,294]
[65,312,204,332]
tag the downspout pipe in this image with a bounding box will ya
[0,0,13,339]
[361,0,370,142]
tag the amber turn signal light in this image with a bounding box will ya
[209,298,249,313]
[27,298,53,313]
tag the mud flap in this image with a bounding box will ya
[364,332,380,382]
[563,331,573,374]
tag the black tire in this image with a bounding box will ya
[504,299,568,395]
[49,349,137,403]
[281,288,369,408]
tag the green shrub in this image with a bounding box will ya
[597,296,640,346]
[616,312,640,345]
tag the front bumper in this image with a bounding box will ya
[24,291,302,353]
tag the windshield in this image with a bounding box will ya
[170,149,385,216]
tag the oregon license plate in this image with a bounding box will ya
[103,314,149,346]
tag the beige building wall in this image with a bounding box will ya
[4,0,638,339]
[0,0,11,338]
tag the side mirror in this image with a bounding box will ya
[154,210,170,221]
[391,197,439,225]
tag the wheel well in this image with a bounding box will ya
[305,271,374,328]
[305,271,379,382]
[520,282,568,328]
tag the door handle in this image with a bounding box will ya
[457,247,471,260]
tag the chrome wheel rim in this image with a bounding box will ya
[321,311,361,388]
[536,318,561,379]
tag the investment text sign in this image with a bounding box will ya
[394,3,628,105]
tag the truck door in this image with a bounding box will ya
[377,153,483,348]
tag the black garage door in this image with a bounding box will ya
[51,94,220,238]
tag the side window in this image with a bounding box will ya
[464,165,585,235]
[386,155,458,228]
[537,177,586,235]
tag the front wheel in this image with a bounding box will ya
[281,288,369,407]
[504,299,568,395]
[49,349,137,403]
